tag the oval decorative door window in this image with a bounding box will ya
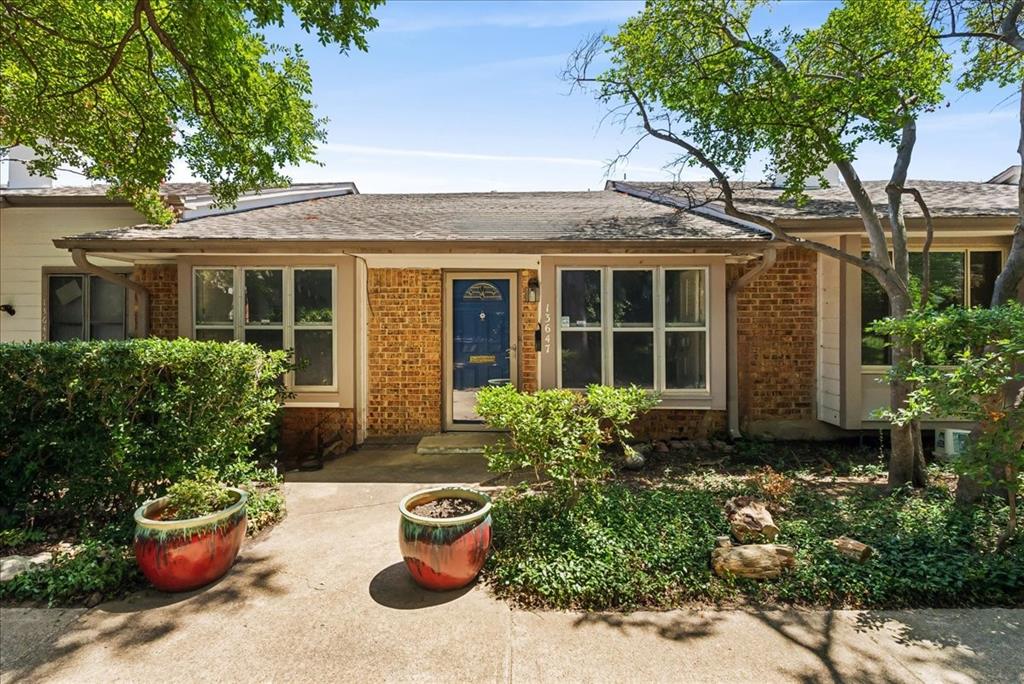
[462,282,503,301]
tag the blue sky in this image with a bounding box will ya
[61,1,1024,191]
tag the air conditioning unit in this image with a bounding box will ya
[934,429,971,460]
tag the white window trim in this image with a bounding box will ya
[555,266,710,395]
[192,266,338,392]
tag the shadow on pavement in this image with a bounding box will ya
[853,609,1024,683]
[285,446,493,485]
[573,611,722,641]
[2,551,286,683]
[368,561,473,609]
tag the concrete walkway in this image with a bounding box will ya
[2,446,1022,683]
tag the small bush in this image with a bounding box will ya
[0,339,288,529]
[484,482,1023,610]
[475,384,657,495]
[162,468,236,520]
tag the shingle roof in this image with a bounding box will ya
[65,190,769,243]
[610,179,1019,221]
[0,181,355,201]
[0,182,213,199]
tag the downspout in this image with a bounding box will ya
[71,249,150,337]
[727,247,777,439]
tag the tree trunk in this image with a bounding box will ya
[886,294,927,489]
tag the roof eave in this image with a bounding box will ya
[53,236,776,255]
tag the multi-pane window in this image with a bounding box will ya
[861,250,1002,365]
[47,274,127,341]
[193,267,336,388]
[557,267,708,392]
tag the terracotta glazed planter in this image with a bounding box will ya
[133,487,248,592]
[399,486,492,591]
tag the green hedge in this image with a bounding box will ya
[0,339,288,528]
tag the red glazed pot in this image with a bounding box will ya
[133,487,248,592]
[399,486,492,591]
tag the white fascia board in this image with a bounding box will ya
[179,184,358,220]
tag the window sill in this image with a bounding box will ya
[284,400,342,409]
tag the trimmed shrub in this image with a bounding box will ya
[475,384,657,496]
[0,339,288,529]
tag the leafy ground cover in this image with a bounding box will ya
[0,462,284,606]
[482,443,1024,610]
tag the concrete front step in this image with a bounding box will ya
[416,432,501,455]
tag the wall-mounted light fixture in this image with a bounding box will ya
[0,304,15,316]
[526,277,539,303]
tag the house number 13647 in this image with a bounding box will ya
[543,303,552,354]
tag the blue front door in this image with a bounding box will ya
[451,277,512,424]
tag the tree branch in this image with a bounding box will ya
[138,0,232,135]
[891,185,936,307]
[61,0,144,97]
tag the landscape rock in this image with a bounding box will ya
[711,440,736,453]
[654,441,670,453]
[724,496,780,542]
[668,440,688,451]
[0,552,53,583]
[711,537,796,579]
[622,452,646,470]
[85,591,104,608]
[633,442,653,455]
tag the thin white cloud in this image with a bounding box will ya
[378,1,641,33]
[322,142,617,168]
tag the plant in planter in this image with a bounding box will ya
[398,486,492,591]
[133,468,248,592]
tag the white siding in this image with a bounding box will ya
[816,240,842,426]
[0,206,143,342]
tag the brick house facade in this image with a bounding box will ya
[134,253,818,449]
[41,178,1018,461]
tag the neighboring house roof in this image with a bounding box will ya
[987,165,1021,185]
[59,190,770,245]
[0,181,359,217]
[608,178,1019,222]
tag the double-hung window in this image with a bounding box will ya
[193,266,336,389]
[557,267,709,393]
[47,274,128,341]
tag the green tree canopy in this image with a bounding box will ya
[0,0,382,222]
[572,0,951,488]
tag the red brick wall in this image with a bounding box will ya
[632,409,727,441]
[367,269,443,435]
[131,264,178,339]
[280,407,355,466]
[519,269,539,393]
[366,268,539,436]
[730,247,817,427]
